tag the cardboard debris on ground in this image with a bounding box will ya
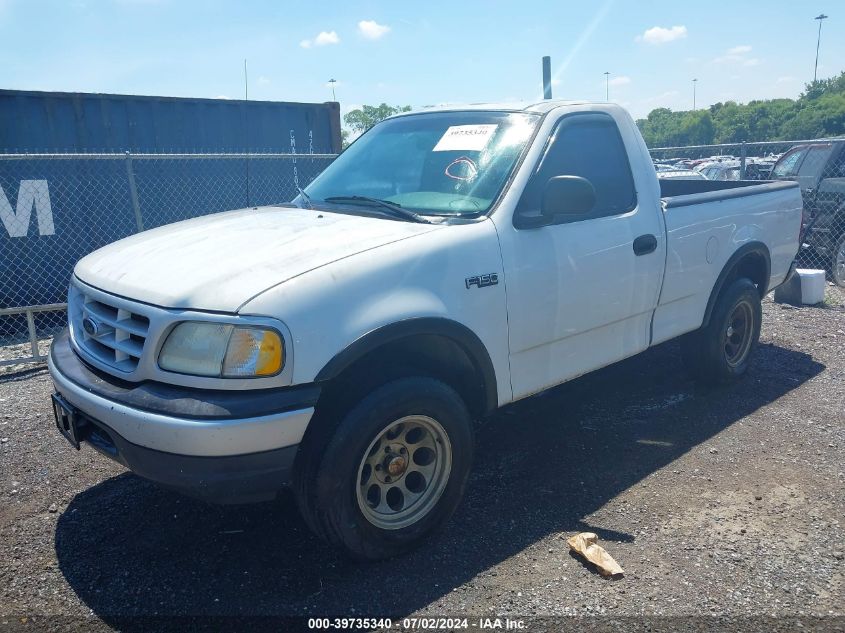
[566,532,624,577]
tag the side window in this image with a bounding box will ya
[771,147,807,178]
[798,145,833,179]
[517,114,637,219]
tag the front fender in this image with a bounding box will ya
[237,219,513,406]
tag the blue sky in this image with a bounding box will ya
[1,0,843,121]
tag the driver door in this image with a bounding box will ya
[494,112,665,399]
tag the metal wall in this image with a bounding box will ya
[0,89,341,153]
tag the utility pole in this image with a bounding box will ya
[328,78,337,101]
[542,56,552,99]
[693,78,698,110]
[814,14,829,83]
[604,71,610,101]
[243,59,248,101]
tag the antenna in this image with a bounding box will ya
[244,59,248,101]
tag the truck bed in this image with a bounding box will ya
[652,177,803,347]
[660,179,798,207]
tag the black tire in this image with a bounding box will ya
[294,377,473,560]
[832,231,845,288]
[681,277,762,385]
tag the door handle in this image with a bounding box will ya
[633,234,658,256]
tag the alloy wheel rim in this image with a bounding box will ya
[724,300,754,367]
[356,415,452,530]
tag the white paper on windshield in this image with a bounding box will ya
[433,124,498,152]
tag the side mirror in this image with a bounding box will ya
[541,175,596,217]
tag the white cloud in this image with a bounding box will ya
[300,30,340,48]
[358,19,390,40]
[712,45,761,67]
[609,75,631,87]
[315,30,340,45]
[728,45,752,55]
[636,25,687,45]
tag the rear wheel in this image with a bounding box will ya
[294,377,473,560]
[681,277,762,384]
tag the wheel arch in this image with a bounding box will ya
[702,241,770,328]
[314,317,498,418]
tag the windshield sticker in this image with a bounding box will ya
[433,124,498,152]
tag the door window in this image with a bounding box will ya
[517,114,637,220]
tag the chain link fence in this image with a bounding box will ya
[1,152,336,370]
[650,139,845,308]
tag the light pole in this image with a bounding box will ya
[328,78,337,101]
[693,78,698,110]
[604,71,610,101]
[814,14,829,83]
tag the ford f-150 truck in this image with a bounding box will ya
[48,101,802,560]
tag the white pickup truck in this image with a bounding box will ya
[48,101,802,559]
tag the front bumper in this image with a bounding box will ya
[48,330,319,503]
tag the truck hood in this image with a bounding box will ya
[75,206,441,312]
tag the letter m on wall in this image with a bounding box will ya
[1,180,55,238]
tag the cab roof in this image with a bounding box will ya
[389,100,598,118]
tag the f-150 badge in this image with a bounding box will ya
[465,273,499,289]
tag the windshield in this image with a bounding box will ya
[304,111,540,216]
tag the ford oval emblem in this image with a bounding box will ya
[82,316,100,337]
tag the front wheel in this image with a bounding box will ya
[294,377,473,560]
[681,277,762,384]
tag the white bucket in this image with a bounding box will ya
[794,269,826,305]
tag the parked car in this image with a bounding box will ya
[48,101,803,559]
[743,158,777,181]
[770,141,845,286]
[656,168,708,180]
[698,160,742,181]
[654,163,678,172]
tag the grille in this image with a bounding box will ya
[68,283,150,373]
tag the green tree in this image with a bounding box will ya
[343,103,412,134]
[636,71,845,147]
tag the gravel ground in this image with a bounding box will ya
[1,299,843,631]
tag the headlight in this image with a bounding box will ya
[158,322,284,378]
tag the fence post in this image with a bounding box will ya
[740,141,747,179]
[125,151,144,232]
[26,310,41,361]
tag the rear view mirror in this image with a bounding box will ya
[541,176,596,217]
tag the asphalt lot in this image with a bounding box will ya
[1,299,843,631]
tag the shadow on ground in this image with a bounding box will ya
[54,340,823,626]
